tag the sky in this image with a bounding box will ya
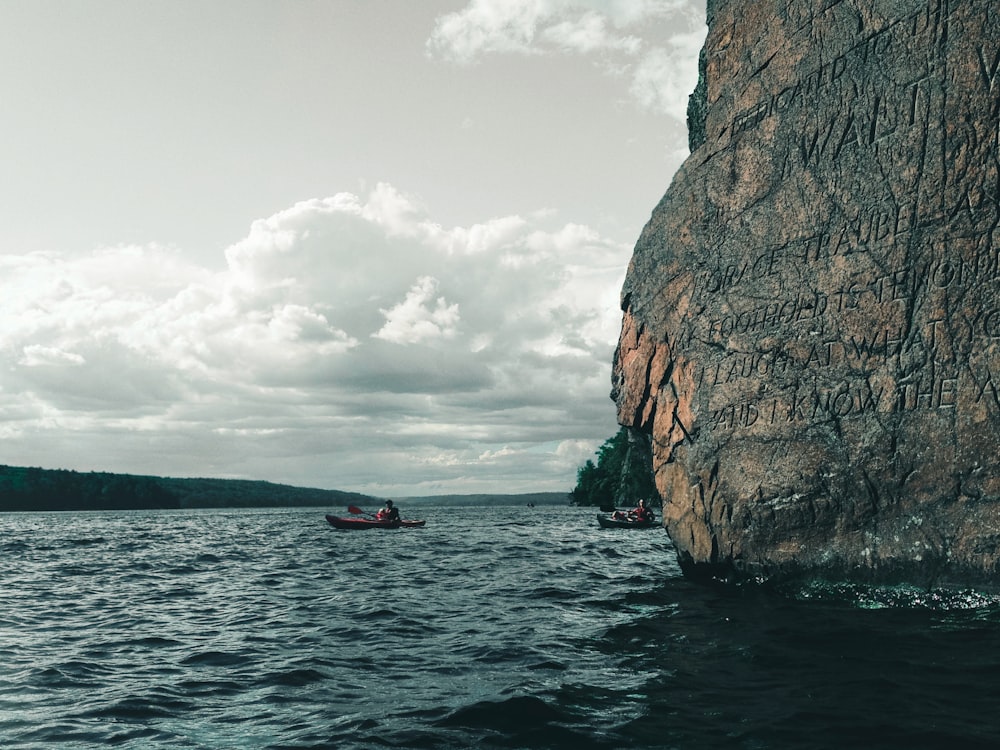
[0,0,705,497]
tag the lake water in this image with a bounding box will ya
[2,505,999,749]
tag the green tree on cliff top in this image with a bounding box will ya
[571,427,658,507]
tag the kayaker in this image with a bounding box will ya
[611,499,653,522]
[376,499,400,522]
[629,499,654,523]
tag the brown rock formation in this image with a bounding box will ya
[614,0,1000,588]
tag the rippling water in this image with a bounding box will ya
[2,505,1000,749]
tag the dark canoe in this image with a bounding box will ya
[596,514,657,530]
[326,515,426,530]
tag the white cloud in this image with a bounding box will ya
[0,183,627,494]
[427,0,551,62]
[19,345,86,368]
[426,215,529,257]
[542,11,642,54]
[375,276,460,344]
[428,0,705,120]
[630,28,707,120]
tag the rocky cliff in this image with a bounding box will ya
[614,0,1000,589]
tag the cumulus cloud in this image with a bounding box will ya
[629,27,707,120]
[375,276,460,344]
[0,183,629,494]
[19,345,86,368]
[427,0,705,120]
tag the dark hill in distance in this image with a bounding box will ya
[394,492,570,507]
[0,464,380,513]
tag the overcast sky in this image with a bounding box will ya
[0,0,705,497]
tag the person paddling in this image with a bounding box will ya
[375,499,400,522]
[613,499,654,522]
[630,498,654,523]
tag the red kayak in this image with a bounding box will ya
[326,515,426,530]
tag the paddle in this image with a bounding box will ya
[348,505,376,517]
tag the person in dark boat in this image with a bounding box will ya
[631,498,654,523]
[376,499,400,522]
[614,499,654,522]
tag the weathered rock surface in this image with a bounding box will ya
[614,0,1000,588]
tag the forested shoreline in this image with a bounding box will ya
[0,465,379,512]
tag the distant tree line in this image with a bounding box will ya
[0,465,380,513]
[398,492,571,507]
[571,427,658,508]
